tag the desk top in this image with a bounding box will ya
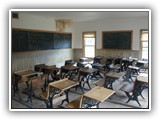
[137,73,148,83]
[129,57,138,61]
[105,72,125,79]
[137,60,148,64]
[128,66,140,70]
[14,70,38,77]
[122,58,133,62]
[92,63,105,67]
[49,78,79,91]
[45,66,60,71]
[79,68,97,74]
[84,86,115,102]
[61,65,79,71]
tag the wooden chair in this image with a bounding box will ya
[120,79,147,106]
[65,96,83,108]
[34,64,45,72]
[27,74,48,103]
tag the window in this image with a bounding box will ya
[140,30,148,59]
[83,32,96,58]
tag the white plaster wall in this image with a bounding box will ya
[12,13,73,32]
[72,16,148,50]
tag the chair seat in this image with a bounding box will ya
[40,92,48,100]
[120,83,134,93]
[65,96,83,108]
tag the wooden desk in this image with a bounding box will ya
[136,73,148,101]
[121,58,134,71]
[120,73,148,106]
[104,71,125,89]
[78,68,98,90]
[91,63,105,78]
[61,65,80,79]
[128,65,140,75]
[34,64,46,72]
[44,66,60,82]
[136,60,148,69]
[137,73,148,83]
[13,70,38,101]
[93,56,103,63]
[83,86,115,108]
[47,78,79,108]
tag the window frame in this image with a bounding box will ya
[140,29,149,59]
[82,32,96,58]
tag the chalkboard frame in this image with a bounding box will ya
[102,30,133,50]
[12,28,72,52]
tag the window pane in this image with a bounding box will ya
[142,48,148,51]
[141,31,148,41]
[85,46,95,57]
[84,34,95,38]
[142,42,148,48]
[84,38,95,45]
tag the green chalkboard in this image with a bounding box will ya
[54,33,71,49]
[102,31,132,50]
[12,30,28,51]
[12,29,72,52]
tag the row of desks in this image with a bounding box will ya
[12,63,148,108]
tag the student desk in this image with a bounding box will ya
[136,60,148,69]
[137,73,148,83]
[93,56,103,63]
[78,67,98,90]
[44,66,60,82]
[104,71,125,89]
[60,65,80,79]
[121,58,134,71]
[120,73,148,106]
[91,63,105,78]
[83,86,115,108]
[46,78,79,108]
[13,70,38,101]
[128,65,140,75]
[136,73,148,99]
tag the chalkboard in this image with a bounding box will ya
[12,29,72,52]
[28,31,54,51]
[54,33,71,49]
[102,31,132,50]
[12,30,28,51]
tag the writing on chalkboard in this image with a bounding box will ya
[12,29,72,52]
[102,30,132,50]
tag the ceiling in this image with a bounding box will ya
[19,10,149,23]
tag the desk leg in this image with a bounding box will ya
[105,77,115,90]
[125,92,141,106]
[82,76,91,90]
[13,81,21,100]
[61,90,69,105]
[75,81,84,94]
[13,75,22,100]
[27,80,33,104]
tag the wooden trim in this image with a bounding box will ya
[96,48,139,52]
[12,28,72,34]
[102,30,133,50]
[12,48,73,54]
[73,48,82,50]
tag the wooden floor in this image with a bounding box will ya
[11,71,149,110]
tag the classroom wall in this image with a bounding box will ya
[72,16,148,59]
[11,13,74,72]
[12,13,73,32]
[12,49,73,73]
[11,12,148,72]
